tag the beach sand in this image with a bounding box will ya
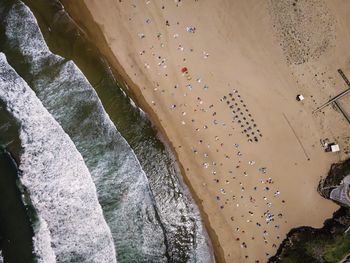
[61,0,350,262]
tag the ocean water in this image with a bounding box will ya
[0,52,116,262]
[0,145,34,263]
[0,0,214,262]
[27,1,214,260]
[1,1,167,261]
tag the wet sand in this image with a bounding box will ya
[61,0,350,262]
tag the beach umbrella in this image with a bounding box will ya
[181,67,188,73]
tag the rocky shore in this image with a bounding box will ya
[269,159,350,263]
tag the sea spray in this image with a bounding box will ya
[0,1,168,261]
[31,217,56,263]
[0,52,116,262]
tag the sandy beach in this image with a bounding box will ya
[61,0,350,262]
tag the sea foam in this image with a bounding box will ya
[1,0,215,261]
[0,52,116,262]
[2,1,167,261]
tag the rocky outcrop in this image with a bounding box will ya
[270,159,350,263]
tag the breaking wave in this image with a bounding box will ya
[0,0,215,262]
[1,1,167,261]
[0,52,116,262]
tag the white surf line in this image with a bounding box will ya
[2,2,168,261]
[0,53,116,263]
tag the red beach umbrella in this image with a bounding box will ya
[181,67,188,73]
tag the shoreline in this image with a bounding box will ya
[59,1,225,261]
[58,0,350,261]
